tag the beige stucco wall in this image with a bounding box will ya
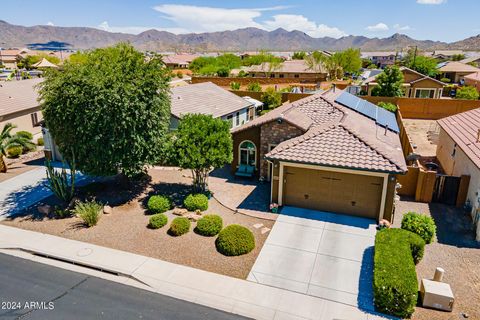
[436,128,480,235]
[0,111,43,138]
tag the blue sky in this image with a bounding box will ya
[2,0,480,42]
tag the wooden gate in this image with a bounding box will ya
[432,175,461,205]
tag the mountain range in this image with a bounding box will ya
[1,20,480,52]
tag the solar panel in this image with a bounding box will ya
[334,91,399,133]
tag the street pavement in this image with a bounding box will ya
[0,253,248,320]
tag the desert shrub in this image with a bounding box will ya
[246,82,262,92]
[401,212,436,244]
[216,224,255,256]
[148,213,168,229]
[168,217,190,236]
[455,85,479,100]
[230,81,241,90]
[183,194,209,211]
[377,101,398,113]
[15,131,33,140]
[176,71,184,79]
[37,137,44,146]
[195,214,223,236]
[74,200,102,227]
[374,228,425,318]
[54,206,71,219]
[440,77,451,83]
[6,146,23,158]
[217,67,230,77]
[147,195,171,214]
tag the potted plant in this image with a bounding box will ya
[269,203,279,213]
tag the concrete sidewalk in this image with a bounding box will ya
[0,225,391,320]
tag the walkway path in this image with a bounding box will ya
[0,225,390,320]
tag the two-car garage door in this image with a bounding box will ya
[282,166,384,219]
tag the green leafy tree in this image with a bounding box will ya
[261,87,282,111]
[172,114,233,192]
[68,51,88,64]
[333,48,362,75]
[18,54,61,70]
[39,43,171,178]
[292,51,306,60]
[371,66,405,97]
[0,123,35,172]
[451,54,466,61]
[377,102,398,113]
[246,82,262,92]
[242,51,283,67]
[455,86,479,100]
[402,49,438,77]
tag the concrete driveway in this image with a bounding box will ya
[248,206,377,311]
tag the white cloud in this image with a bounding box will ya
[97,21,187,35]
[365,22,389,32]
[263,14,347,38]
[393,24,411,31]
[46,21,54,26]
[416,0,446,4]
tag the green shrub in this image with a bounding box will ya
[147,195,171,214]
[195,214,223,236]
[148,213,168,229]
[7,146,23,158]
[373,228,425,318]
[74,200,102,227]
[183,194,209,211]
[15,131,33,140]
[246,82,262,92]
[377,101,398,113]
[216,224,255,256]
[440,77,451,83]
[230,81,241,90]
[37,137,44,146]
[168,217,190,236]
[401,212,436,244]
[455,85,479,100]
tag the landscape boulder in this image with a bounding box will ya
[103,205,113,214]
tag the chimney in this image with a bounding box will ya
[332,83,336,92]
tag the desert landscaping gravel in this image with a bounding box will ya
[1,168,274,279]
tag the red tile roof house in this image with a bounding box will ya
[230,90,407,222]
[436,108,480,240]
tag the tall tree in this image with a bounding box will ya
[172,114,233,192]
[39,43,171,177]
[292,51,306,60]
[0,123,35,173]
[333,48,362,75]
[402,49,438,77]
[371,66,405,97]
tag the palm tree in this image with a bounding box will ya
[0,123,35,173]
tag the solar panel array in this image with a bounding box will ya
[334,91,400,133]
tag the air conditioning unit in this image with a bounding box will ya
[420,279,454,312]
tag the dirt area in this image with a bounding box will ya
[0,168,274,279]
[0,154,45,183]
[395,198,480,320]
[403,119,440,157]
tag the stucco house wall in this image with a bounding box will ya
[0,109,43,137]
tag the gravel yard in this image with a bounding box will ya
[395,198,480,320]
[1,168,274,279]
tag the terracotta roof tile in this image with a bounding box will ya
[0,78,42,117]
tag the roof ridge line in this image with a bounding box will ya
[339,123,402,171]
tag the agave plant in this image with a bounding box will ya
[0,123,36,173]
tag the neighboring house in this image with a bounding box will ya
[170,82,257,129]
[437,61,480,83]
[0,78,43,136]
[246,60,327,81]
[436,108,480,240]
[431,50,464,60]
[464,72,480,92]
[0,49,23,69]
[460,55,480,68]
[163,54,199,69]
[362,52,397,68]
[231,90,407,222]
[362,66,446,98]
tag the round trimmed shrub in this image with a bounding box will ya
[195,214,223,236]
[216,225,255,256]
[168,217,190,236]
[184,194,208,211]
[148,213,168,229]
[16,131,33,140]
[401,212,436,244]
[7,146,23,158]
[147,195,171,214]
[37,137,44,146]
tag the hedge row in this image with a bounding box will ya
[373,228,425,318]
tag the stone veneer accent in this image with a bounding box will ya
[259,121,304,178]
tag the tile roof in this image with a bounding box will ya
[438,61,480,73]
[437,108,480,169]
[464,72,480,81]
[170,82,253,119]
[0,78,42,117]
[234,88,407,174]
[460,56,480,64]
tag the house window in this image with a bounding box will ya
[415,89,435,99]
[239,140,256,167]
[236,112,240,126]
[31,112,39,127]
[294,74,299,78]
[279,74,284,78]
[270,73,275,78]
